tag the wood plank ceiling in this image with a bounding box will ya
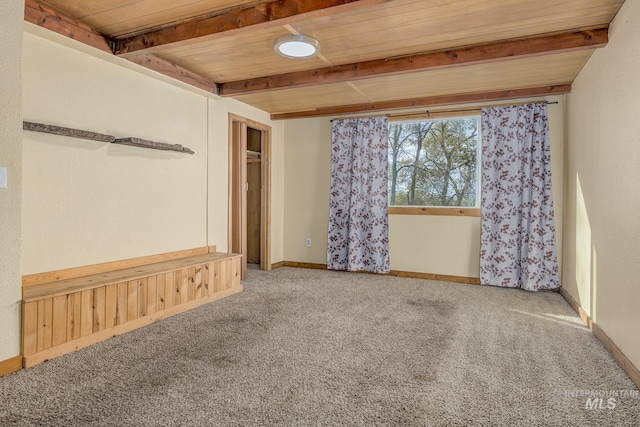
[26,0,624,119]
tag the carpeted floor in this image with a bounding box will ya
[0,267,638,426]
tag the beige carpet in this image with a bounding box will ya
[1,267,638,426]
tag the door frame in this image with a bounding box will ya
[228,113,271,279]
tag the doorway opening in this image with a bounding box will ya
[228,114,271,280]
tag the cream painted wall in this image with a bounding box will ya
[563,0,640,369]
[23,34,283,274]
[283,119,332,264]
[21,28,285,275]
[283,97,564,278]
[22,33,209,274]
[1,10,283,362]
[0,0,24,362]
[389,215,481,277]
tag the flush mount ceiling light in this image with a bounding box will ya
[274,34,320,59]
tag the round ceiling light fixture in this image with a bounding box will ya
[274,34,320,59]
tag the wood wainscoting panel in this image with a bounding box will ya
[23,286,242,369]
[22,252,241,368]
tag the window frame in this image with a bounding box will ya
[387,111,482,217]
[388,206,481,216]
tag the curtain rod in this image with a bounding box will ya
[329,113,388,122]
[330,101,559,122]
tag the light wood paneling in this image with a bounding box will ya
[271,85,571,120]
[247,161,262,264]
[355,51,593,103]
[203,263,211,295]
[68,293,81,341]
[93,287,106,332]
[51,295,67,346]
[22,253,242,367]
[147,276,157,315]
[114,1,388,55]
[126,281,138,323]
[297,0,619,66]
[165,272,176,310]
[238,51,590,114]
[153,0,620,83]
[194,265,203,299]
[80,290,94,338]
[231,258,240,290]
[156,274,166,311]
[105,284,117,329]
[24,286,242,368]
[116,282,128,325]
[137,278,148,318]
[187,267,195,301]
[233,81,370,114]
[219,27,608,96]
[22,302,38,357]
[27,0,623,117]
[156,26,329,81]
[215,259,225,293]
[41,299,53,351]
[39,0,270,37]
[179,269,189,305]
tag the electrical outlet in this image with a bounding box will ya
[0,167,6,189]
[305,238,312,248]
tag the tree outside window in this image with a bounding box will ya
[388,116,480,207]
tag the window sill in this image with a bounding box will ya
[388,207,481,217]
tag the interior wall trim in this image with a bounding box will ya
[0,355,23,377]
[559,287,640,389]
[276,261,481,285]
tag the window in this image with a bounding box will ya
[388,115,481,211]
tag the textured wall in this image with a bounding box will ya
[0,0,24,362]
[283,118,332,265]
[563,0,640,369]
[1,17,286,360]
[21,29,285,274]
[22,32,209,273]
[283,98,564,278]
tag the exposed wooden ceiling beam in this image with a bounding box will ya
[23,0,218,95]
[269,84,572,120]
[221,28,607,96]
[126,54,218,94]
[113,0,389,55]
[24,0,113,54]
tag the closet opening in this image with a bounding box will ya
[228,114,271,280]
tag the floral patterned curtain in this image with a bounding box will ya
[327,117,390,274]
[480,103,560,291]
